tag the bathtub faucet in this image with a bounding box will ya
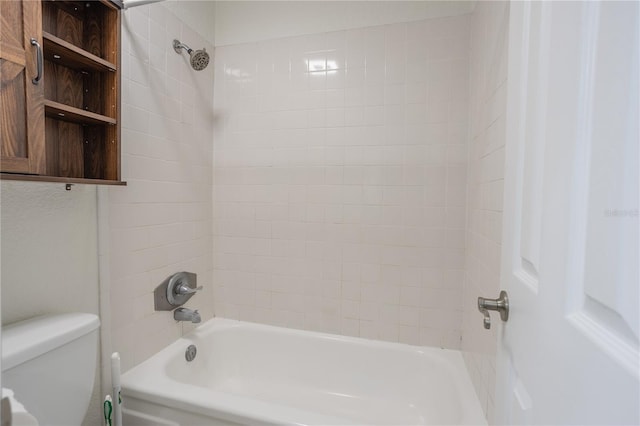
[174,308,201,323]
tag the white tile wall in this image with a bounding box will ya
[461,1,509,423]
[102,3,214,372]
[212,15,470,348]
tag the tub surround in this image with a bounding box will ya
[461,2,509,422]
[213,14,470,348]
[103,1,215,375]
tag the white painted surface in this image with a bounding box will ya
[214,1,474,46]
[212,14,470,347]
[497,1,639,424]
[0,182,100,324]
[121,318,486,425]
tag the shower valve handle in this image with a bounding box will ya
[176,284,203,295]
[477,291,509,329]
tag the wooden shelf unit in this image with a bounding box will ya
[0,173,127,186]
[0,0,124,185]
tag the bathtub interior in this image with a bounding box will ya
[164,325,463,425]
[123,319,486,426]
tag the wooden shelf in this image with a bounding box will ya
[1,173,126,186]
[45,100,117,125]
[43,31,116,72]
[1,1,122,183]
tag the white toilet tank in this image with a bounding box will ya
[1,313,100,425]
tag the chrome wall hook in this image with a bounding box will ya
[477,290,509,329]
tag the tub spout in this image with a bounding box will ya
[174,308,201,323]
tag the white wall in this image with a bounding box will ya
[0,183,100,324]
[214,1,474,46]
[0,181,101,425]
[461,1,509,423]
[102,0,215,374]
[212,14,470,347]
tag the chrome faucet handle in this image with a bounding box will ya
[477,291,509,329]
[161,272,199,308]
[176,284,203,295]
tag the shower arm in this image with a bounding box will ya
[173,40,193,54]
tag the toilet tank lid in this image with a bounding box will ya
[2,313,100,371]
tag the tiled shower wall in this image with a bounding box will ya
[213,15,470,347]
[102,3,215,372]
[461,1,509,422]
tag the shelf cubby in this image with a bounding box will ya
[43,32,117,73]
[45,100,117,126]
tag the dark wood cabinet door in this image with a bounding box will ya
[1,0,45,174]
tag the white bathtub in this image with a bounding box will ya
[121,318,486,426]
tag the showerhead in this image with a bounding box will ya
[173,39,210,71]
[189,49,210,71]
